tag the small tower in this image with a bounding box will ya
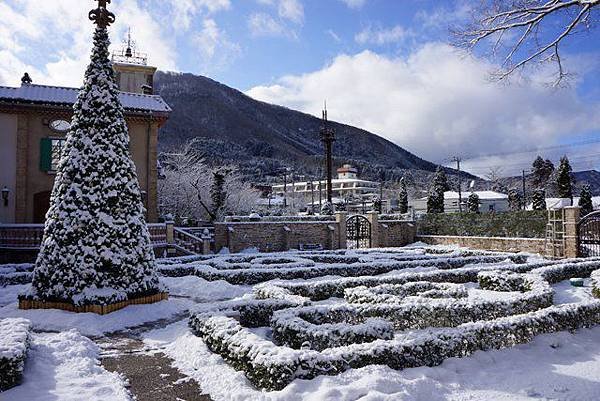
[112,28,156,94]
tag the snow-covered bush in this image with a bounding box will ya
[188,254,600,390]
[0,318,31,391]
[26,25,161,306]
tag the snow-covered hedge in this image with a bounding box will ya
[190,301,600,390]
[189,256,600,390]
[225,215,336,222]
[162,254,527,285]
[0,318,31,391]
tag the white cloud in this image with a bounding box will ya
[248,13,288,38]
[355,25,411,45]
[164,0,231,31]
[193,19,241,71]
[338,0,367,9]
[256,0,304,23]
[246,43,600,167]
[277,0,304,24]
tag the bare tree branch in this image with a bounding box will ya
[453,0,599,85]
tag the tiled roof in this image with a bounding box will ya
[0,84,171,114]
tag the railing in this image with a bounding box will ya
[173,227,212,255]
[1,223,169,250]
[0,224,45,250]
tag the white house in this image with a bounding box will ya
[411,191,509,213]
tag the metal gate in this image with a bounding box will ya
[347,215,371,249]
[578,211,600,257]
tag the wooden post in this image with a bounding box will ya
[563,206,580,259]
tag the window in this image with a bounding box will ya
[40,138,66,172]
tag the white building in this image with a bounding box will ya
[411,191,509,213]
[271,165,381,211]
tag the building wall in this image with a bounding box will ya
[0,114,17,223]
[416,235,546,254]
[114,64,157,94]
[2,111,159,223]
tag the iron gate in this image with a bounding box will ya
[347,215,372,249]
[578,211,600,257]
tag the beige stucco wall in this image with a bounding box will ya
[3,111,158,223]
[0,114,17,223]
[114,63,157,94]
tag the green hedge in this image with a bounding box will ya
[417,211,547,238]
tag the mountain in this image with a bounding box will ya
[154,71,467,183]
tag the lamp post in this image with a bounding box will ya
[320,103,335,204]
[1,186,9,207]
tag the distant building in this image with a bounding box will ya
[271,164,381,212]
[527,197,600,211]
[0,32,170,223]
[411,191,509,213]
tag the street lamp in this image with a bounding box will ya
[1,186,9,207]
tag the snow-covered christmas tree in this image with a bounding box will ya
[21,1,165,312]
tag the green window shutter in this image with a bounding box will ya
[40,138,52,172]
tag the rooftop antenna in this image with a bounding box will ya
[125,27,133,58]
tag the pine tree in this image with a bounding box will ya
[427,167,448,214]
[532,189,547,211]
[467,192,480,213]
[579,184,593,216]
[320,201,335,216]
[210,169,228,221]
[372,196,382,213]
[26,22,160,306]
[556,156,573,202]
[508,188,523,211]
[398,177,408,214]
[531,156,554,188]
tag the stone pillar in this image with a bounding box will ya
[563,206,580,259]
[367,211,379,248]
[283,226,292,250]
[165,221,176,257]
[202,228,211,255]
[335,212,348,249]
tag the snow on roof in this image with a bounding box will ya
[0,84,171,114]
[528,197,600,210]
[418,191,508,201]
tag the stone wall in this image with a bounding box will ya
[214,221,340,254]
[416,235,546,254]
[214,213,417,253]
[379,220,417,248]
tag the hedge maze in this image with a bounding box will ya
[186,248,600,390]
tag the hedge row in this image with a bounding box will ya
[0,318,31,391]
[190,301,600,391]
[161,254,527,285]
[417,210,548,238]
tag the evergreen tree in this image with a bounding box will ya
[427,167,448,214]
[579,184,593,216]
[531,156,554,188]
[398,177,408,214]
[320,201,335,216]
[532,189,547,211]
[508,188,523,211]
[210,169,228,221]
[27,18,160,305]
[556,156,573,201]
[372,196,382,213]
[467,192,480,213]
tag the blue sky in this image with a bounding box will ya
[0,0,599,176]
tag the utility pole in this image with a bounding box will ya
[283,170,287,208]
[320,101,336,203]
[452,156,463,213]
[522,170,527,210]
[309,180,315,214]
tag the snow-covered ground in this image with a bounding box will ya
[1,246,600,400]
[3,330,130,401]
[143,320,600,401]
